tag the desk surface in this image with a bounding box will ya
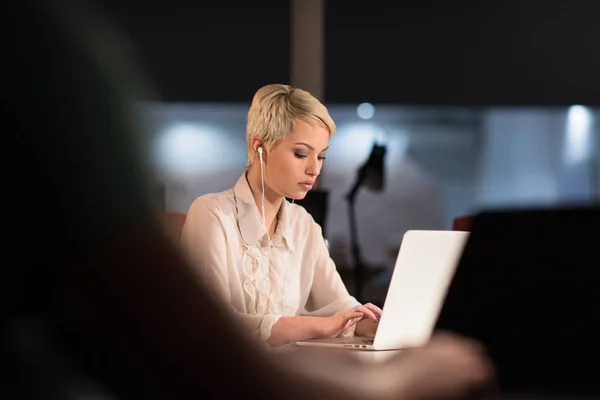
[270,342,402,362]
[266,344,407,396]
[266,345,600,400]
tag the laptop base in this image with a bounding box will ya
[294,337,375,350]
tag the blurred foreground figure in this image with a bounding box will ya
[1,1,495,399]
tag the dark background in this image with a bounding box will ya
[95,0,600,105]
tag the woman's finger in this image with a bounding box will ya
[343,314,363,330]
[344,311,364,321]
[362,303,383,319]
[354,305,378,322]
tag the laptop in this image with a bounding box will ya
[435,205,600,396]
[294,229,470,351]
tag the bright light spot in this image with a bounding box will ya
[357,103,375,120]
[328,122,407,169]
[330,122,383,164]
[564,105,592,165]
[157,123,224,173]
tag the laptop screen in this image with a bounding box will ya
[435,205,600,396]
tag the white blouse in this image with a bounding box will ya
[181,173,361,342]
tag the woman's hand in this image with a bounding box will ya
[320,310,364,338]
[321,303,383,338]
[354,302,382,337]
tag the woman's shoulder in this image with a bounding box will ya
[187,188,236,216]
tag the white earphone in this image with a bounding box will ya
[256,145,293,241]
[257,146,269,241]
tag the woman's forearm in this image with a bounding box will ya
[267,316,325,346]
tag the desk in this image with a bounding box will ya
[270,343,401,363]
[265,345,595,400]
[266,344,406,396]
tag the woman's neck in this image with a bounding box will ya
[245,167,284,237]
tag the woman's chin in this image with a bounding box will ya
[287,191,308,201]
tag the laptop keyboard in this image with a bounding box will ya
[332,337,374,345]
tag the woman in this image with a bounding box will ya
[181,84,382,346]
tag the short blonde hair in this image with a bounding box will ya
[245,84,336,168]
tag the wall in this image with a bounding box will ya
[476,106,599,209]
[141,102,599,273]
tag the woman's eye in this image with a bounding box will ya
[318,156,327,161]
[294,152,308,159]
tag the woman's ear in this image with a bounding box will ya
[251,136,264,155]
